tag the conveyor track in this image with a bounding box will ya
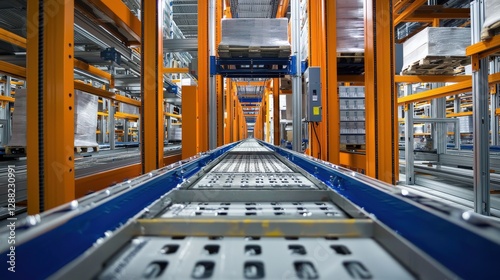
[1,140,499,279]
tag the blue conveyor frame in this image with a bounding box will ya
[1,140,499,279]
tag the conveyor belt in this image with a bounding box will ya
[1,139,499,279]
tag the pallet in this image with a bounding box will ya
[402,56,470,75]
[74,146,99,153]
[340,144,365,151]
[218,45,291,58]
[5,146,26,155]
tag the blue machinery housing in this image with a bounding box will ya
[1,140,499,279]
[210,55,307,78]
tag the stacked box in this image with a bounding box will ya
[120,103,139,115]
[218,18,291,58]
[339,86,366,146]
[74,90,99,147]
[7,89,26,147]
[402,27,471,72]
[337,0,364,53]
[8,89,99,147]
[482,0,500,40]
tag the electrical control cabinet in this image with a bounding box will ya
[303,67,322,122]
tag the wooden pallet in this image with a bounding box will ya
[340,144,365,151]
[74,146,99,153]
[402,56,470,75]
[218,45,291,58]
[5,146,26,155]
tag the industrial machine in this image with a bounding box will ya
[1,139,499,279]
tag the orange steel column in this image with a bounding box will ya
[266,88,271,142]
[273,78,280,145]
[308,0,328,160]
[141,0,164,172]
[27,0,40,214]
[182,86,200,158]
[326,0,339,164]
[198,0,209,151]
[364,0,397,184]
[44,0,76,209]
[232,83,239,141]
[224,78,232,144]
[216,0,224,146]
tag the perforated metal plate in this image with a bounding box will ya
[161,202,346,218]
[97,236,414,280]
[231,140,272,152]
[192,173,317,189]
[211,154,292,173]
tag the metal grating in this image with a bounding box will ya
[192,173,317,189]
[98,236,414,279]
[211,154,292,173]
[161,201,346,217]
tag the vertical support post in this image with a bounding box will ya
[182,86,199,158]
[326,0,339,164]
[405,85,415,185]
[224,78,232,144]
[291,0,302,152]
[27,0,41,214]
[365,0,397,184]
[45,0,75,208]
[431,84,447,154]
[216,0,224,147]
[273,78,280,145]
[198,0,209,151]
[266,88,271,142]
[208,0,217,149]
[233,84,239,142]
[308,0,327,160]
[490,59,499,146]
[471,0,490,215]
[141,0,164,172]
[109,101,115,150]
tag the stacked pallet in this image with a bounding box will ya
[482,0,500,40]
[218,18,291,59]
[7,89,99,154]
[402,27,470,75]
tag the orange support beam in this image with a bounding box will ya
[277,0,290,18]
[44,0,75,210]
[217,0,224,147]
[365,0,398,184]
[141,0,164,172]
[182,86,200,159]
[0,27,26,48]
[0,61,26,79]
[273,78,280,145]
[224,78,232,144]
[326,0,339,164]
[87,0,141,43]
[74,59,113,85]
[394,0,427,26]
[198,0,209,151]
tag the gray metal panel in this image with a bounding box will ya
[97,236,413,280]
[303,67,322,122]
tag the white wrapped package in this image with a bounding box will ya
[8,89,98,147]
[7,89,26,147]
[120,103,139,115]
[482,0,500,40]
[337,0,364,53]
[74,90,99,147]
[403,27,470,71]
[218,18,291,58]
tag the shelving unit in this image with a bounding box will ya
[339,86,366,148]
